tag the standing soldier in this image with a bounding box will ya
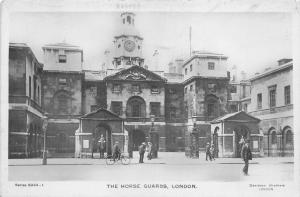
[241,139,252,175]
[139,142,146,163]
[210,144,215,161]
[205,142,212,161]
[147,142,153,160]
[98,134,106,159]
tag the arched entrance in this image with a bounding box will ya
[132,130,145,151]
[282,126,293,157]
[234,125,250,158]
[267,127,277,157]
[93,124,112,157]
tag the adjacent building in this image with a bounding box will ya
[248,59,293,157]
[9,43,44,158]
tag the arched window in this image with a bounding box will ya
[126,96,146,117]
[286,130,293,144]
[127,16,131,24]
[53,91,71,114]
[271,131,277,144]
[205,95,219,117]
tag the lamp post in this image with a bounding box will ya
[149,115,158,158]
[42,113,48,165]
[191,116,199,158]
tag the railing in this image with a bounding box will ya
[9,95,43,113]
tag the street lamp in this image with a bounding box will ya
[149,114,158,158]
[42,113,48,165]
[191,116,199,158]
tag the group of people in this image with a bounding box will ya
[205,142,216,161]
[138,142,154,163]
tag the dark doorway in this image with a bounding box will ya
[132,130,145,151]
[94,124,112,155]
[234,125,250,158]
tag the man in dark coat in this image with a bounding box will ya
[241,139,252,175]
[112,141,121,161]
[205,142,212,161]
[139,142,146,163]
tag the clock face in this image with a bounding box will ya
[124,40,136,52]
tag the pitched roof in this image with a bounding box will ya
[211,111,260,123]
[80,108,123,121]
[104,65,167,82]
[42,42,82,51]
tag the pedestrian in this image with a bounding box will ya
[241,139,252,175]
[139,142,146,163]
[210,144,215,160]
[112,141,121,161]
[205,142,212,161]
[147,142,153,160]
[98,134,106,159]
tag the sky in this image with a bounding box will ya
[9,12,292,76]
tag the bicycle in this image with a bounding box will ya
[105,153,131,165]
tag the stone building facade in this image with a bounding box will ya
[9,12,288,158]
[9,43,44,158]
[248,59,293,157]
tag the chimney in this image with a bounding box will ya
[175,59,184,74]
[278,58,292,66]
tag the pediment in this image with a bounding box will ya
[104,65,166,82]
[211,111,260,123]
[80,108,123,121]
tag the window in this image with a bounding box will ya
[111,101,122,116]
[58,78,67,86]
[284,85,291,105]
[127,16,131,24]
[185,68,187,75]
[132,84,140,93]
[269,85,276,108]
[90,105,99,112]
[37,86,40,104]
[184,87,187,94]
[29,76,31,98]
[271,131,277,144]
[257,93,262,109]
[151,86,160,94]
[113,84,121,93]
[33,76,37,101]
[132,103,141,117]
[286,130,293,144]
[150,102,161,117]
[243,104,248,112]
[58,55,67,63]
[190,85,193,91]
[138,45,141,50]
[208,62,215,70]
[207,103,214,117]
[242,85,246,98]
[190,64,193,72]
[168,88,176,94]
[230,85,237,93]
[118,44,121,48]
[169,107,176,119]
[208,83,216,92]
[57,94,68,114]
[123,18,125,24]
[230,105,237,112]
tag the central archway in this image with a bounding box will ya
[132,130,145,151]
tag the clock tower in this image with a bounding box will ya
[112,12,144,69]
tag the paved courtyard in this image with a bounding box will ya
[8,152,294,182]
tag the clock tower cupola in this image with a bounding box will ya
[113,12,144,69]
